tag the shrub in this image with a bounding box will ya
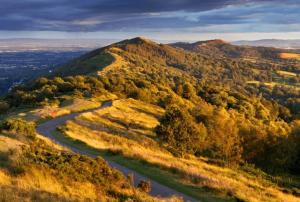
[0,101,9,113]
[137,180,151,193]
[1,118,36,139]
[156,105,207,156]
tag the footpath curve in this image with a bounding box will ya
[36,101,197,202]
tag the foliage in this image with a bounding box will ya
[0,101,9,114]
[156,105,207,156]
[137,180,152,193]
[1,118,36,139]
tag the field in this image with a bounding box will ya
[56,98,300,202]
[279,53,300,60]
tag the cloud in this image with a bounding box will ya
[0,0,299,33]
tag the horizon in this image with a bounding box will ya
[1,1,300,41]
[1,36,300,43]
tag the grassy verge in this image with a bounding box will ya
[50,130,234,202]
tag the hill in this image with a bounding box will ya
[171,39,298,60]
[1,37,300,202]
[52,37,300,115]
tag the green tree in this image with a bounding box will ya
[2,118,36,139]
[156,105,207,156]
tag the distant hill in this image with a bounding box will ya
[171,39,292,60]
[233,39,300,49]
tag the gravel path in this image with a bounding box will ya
[36,101,198,202]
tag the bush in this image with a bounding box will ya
[137,180,151,193]
[1,118,36,139]
[156,105,207,156]
[0,101,9,113]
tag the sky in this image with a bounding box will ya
[0,0,300,41]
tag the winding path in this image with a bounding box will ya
[36,101,197,202]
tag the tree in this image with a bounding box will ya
[156,105,207,156]
[2,118,36,139]
[182,82,196,99]
[0,101,9,113]
[205,108,243,163]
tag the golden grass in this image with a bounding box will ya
[15,166,98,200]
[0,136,24,152]
[35,134,66,151]
[0,165,99,201]
[61,98,300,202]
[98,48,129,76]
[0,170,11,186]
[247,80,300,91]
[280,52,300,60]
[0,164,177,202]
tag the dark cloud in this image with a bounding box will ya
[0,0,299,32]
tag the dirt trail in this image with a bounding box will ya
[36,101,198,202]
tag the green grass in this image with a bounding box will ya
[50,130,234,202]
[55,51,115,76]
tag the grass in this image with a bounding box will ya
[55,51,115,76]
[0,138,100,201]
[0,135,24,152]
[247,79,300,90]
[57,98,300,202]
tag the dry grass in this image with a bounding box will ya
[0,170,11,186]
[0,167,100,201]
[0,165,179,202]
[0,163,170,202]
[0,136,24,152]
[61,99,300,202]
[280,52,300,60]
[15,166,99,200]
